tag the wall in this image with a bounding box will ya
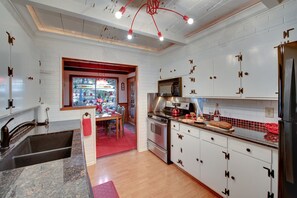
[63,70,133,106]
[160,0,297,123]
[35,36,159,152]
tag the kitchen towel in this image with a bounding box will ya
[82,118,92,136]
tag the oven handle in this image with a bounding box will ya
[147,118,168,127]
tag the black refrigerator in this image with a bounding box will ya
[278,41,297,198]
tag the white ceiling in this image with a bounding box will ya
[9,0,273,52]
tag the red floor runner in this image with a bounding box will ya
[96,126,136,158]
[92,181,119,198]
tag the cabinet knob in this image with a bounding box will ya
[275,92,278,94]
[196,158,199,162]
[211,137,214,141]
[246,148,251,152]
[180,148,183,153]
[209,76,213,79]
[188,130,190,133]
[200,160,203,163]
[231,176,235,180]
[171,145,173,147]
[213,76,217,79]
[244,72,249,76]
[184,85,186,88]
[28,76,34,80]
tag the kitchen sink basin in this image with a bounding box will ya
[0,131,73,171]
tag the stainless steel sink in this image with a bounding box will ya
[0,131,73,171]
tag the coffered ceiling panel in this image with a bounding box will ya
[9,0,271,52]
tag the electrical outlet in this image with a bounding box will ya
[265,107,274,118]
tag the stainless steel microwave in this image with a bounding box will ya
[158,77,182,97]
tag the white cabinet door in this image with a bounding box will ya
[241,33,278,99]
[196,58,213,97]
[213,52,241,98]
[170,129,180,166]
[228,150,271,198]
[271,149,278,197]
[183,133,200,180]
[0,31,10,117]
[200,140,227,197]
[182,75,198,98]
[160,65,173,80]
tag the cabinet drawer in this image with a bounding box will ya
[180,124,200,138]
[171,121,180,131]
[229,138,272,163]
[200,130,227,148]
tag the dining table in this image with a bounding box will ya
[96,112,122,139]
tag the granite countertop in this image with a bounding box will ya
[171,117,278,149]
[0,119,93,198]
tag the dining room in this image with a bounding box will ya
[62,58,137,158]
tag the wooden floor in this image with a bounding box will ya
[87,150,219,198]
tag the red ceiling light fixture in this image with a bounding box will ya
[115,0,194,41]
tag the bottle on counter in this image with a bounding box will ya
[213,103,220,121]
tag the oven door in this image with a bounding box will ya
[147,118,168,150]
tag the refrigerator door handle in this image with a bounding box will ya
[284,122,295,183]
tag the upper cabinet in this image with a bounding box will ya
[160,60,191,80]
[240,33,278,99]
[0,32,10,117]
[0,30,40,117]
[183,52,241,98]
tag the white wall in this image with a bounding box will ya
[160,0,297,123]
[35,36,159,152]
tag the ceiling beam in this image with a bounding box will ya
[12,0,187,45]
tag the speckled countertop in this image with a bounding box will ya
[0,119,93,198]
[171,117,278,149]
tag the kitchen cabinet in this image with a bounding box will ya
[271,149,278,197]
[0,29,40,117]
[160,61,191,80]
[240,33,278,99]
[170,122,279,198]
[228,138,272,198]
[171,121,200,179]
[200,130,228,197]
[184,52,241,98]
[0,31,10,117]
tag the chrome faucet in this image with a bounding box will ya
[0,118,36,149]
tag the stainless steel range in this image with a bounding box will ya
[147,101,193,164]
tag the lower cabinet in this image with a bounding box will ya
[200,130,228,197]
[228,138,273,198]
[170,121,278,198]
[171,122,200,180]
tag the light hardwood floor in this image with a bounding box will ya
[87,150,219,198]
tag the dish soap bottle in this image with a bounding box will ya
[214,103,220,121]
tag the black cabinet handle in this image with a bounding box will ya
[246,148,251,152]
[211,137,214,141]
[210,76,213,79]
[196,158,199,162]
[244,72,249,76]
[200,160,203,163]
[180,148,183,153]
[231,176,235,180]
[184,85,186,88]
[213,76,217,79]
[188,129,190,133]
[173,125,176,127]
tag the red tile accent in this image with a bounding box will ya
[203,114,268,133]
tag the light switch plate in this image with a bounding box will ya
[265,107,274,118]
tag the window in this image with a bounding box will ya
[71,76,118,109]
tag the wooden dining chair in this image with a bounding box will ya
[120,106,125,136]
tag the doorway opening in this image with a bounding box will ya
[61,57,137,158]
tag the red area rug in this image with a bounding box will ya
[96,126,136,158]
[93,181,119,198]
